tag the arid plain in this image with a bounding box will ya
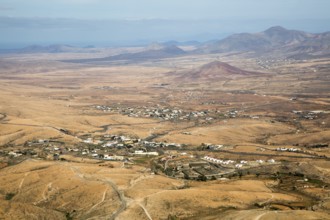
[0,41,330,220]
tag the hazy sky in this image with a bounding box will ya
[1,0,330,48]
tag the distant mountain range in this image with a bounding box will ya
[21,44,76,53]
[0,44,98,54]
[197,26,330,58]
[81,26,330,62]
[102,44,186,61]
[66,44,187,63]
[0,41,198,55]
[1,26,329,60]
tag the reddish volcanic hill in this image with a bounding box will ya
[178,61,262,81]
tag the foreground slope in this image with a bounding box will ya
[1,159,329,220]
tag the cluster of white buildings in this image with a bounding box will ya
[103,155,124,161]
[81,134,182,150]
[83,138,103,145]
[276,147,300,152]
[203,156,235,165]
[256,159,276,163]
[94,105,215,121]
[134,150,159,156]
[203,156,276,168]
[8,151,22,157]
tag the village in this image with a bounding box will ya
[153,154,279,181]
[0,137,281,182]
[93,104,218,121]
[93,102,330,125]
[1,96,328,184]
[255,58,297,70]
[1,94,329,182]
[292,110,329,120]
[0,133,180,163]
[2,127,328,183]
[1,102,328,182]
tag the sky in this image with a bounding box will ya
[0,0,330,48]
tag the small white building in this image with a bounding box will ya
[134,151,159,156]
[104,155,124,161]
[83,138,93,144]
